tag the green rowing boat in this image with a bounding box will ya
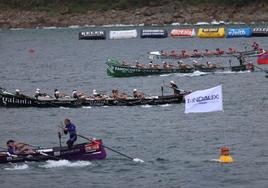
[106,58,254,77]
[106,58,194,77]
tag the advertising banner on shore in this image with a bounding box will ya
[170,28,195,37]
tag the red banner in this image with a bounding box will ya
[171,28,195,37]
[257,51,268,64]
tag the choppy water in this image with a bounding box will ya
[0,27,268,188]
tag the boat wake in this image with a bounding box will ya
[141,104,152,108]
[159,71,208,78]
[215,70,251,74]
[209,159,221,163]
[59,107,70,109]
[39,160,92,168]
[4,164,29,171]
[159,104,171,107]
[176,71,209,77]
[82,106,92,109]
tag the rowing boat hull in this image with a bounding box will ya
[0,91,185,108]
[106,58,254,77]
[0,141,106,164]
[149,50,264,60]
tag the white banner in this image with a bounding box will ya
[185,85,223,113]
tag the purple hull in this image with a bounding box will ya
[0,141,106,164]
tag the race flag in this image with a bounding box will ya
[185,85,223,113]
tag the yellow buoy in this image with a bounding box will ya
[218,147,234,163]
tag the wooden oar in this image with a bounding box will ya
[77,134,144,163]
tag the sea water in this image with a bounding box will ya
[0,27,268,188]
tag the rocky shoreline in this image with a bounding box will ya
[1,3,268,28]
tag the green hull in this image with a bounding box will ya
[106,58,254,77]
[106,58,194,77]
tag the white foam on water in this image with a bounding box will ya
[59,107,70,109]
[40,160,92,168]
[160,103,171,107]
[42,26,58,30]
[4,164,29,171]
[82,106,92,109]
[10,28,24,31]
[68,25,80,29]
[141,104,152,108]
[190,71,209,77]
[102,106,109,108]
[215,70,250,74]
[209,159,221,163]
[160,74,172,77]
[173,71,208,77]
[133,158,145,163]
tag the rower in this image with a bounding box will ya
[54,89,60,99]
[193,49,201,56]
[215,48,224,55]
[218,146,234,163]
[15,89,27,98]
[133,89,145,99]
[193,60,205,69]
[93,89,101,97]
[170,50,177,56]
[148,61,154,68]
[178,60,191,69]
[15,89,20,95]
[193,60,199,66]
[162,61,169,69]
[228,48,236,54]
[204,49,210,55]
[34,88,49,99]
[6,140,35,155]
[72,90,79,99]
[135,60,144,68]
[237,55,245,66]
[54,89,68,99]
[251,41,259,50]
[112,89,128,99]
[180,50,189,57]
[169,81,180,95]
[122,60,129,66]
[207,61,216,69]
[63,118,77,149]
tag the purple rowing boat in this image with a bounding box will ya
[0,140,106,164]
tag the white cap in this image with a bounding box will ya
[72,90,77,94]
[36,88,40,91]
[193,60,198,63]
[93,89,97,95]
[207,61,211,64]
[170,81,175,84]
[162,61,166,64]
[15,89,20,92]
[133,89,137,92]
